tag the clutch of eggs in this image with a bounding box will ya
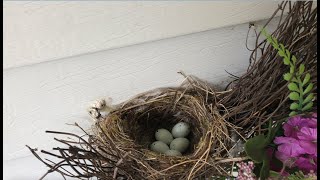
[150,122,191,156]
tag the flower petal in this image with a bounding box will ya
[274,137,305,156]
[297,127,317,141]
[298,140,317,156]
[283,116,317,138]
[275,151,297,168]
[274,137,293,144]
[296,156,317,172]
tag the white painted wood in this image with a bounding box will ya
[3,1,284,69]
[4,17,281,162]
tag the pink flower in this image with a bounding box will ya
[274,137,305,157]
[273,113,317,173]
[236,161,256,180]
[267,147,290,175]
[297,127,317,156]
[275,151,297,168]
[296,155,317,173]
[283,116,317,138]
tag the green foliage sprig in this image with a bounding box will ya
[244,120,282,180]
[287,171,312,180]
[270,170,316,180]
[261,29,314,116]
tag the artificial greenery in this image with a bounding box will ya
[287,171,307,180]
[261,29,314,116]
[244,120,282,180]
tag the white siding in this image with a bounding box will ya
[4,1,284,69]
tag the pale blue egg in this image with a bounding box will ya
[171,122,190,138]
[150,141,170,153]
[170,138,190,153]
[165,149,182,156]
[155,129,173,144]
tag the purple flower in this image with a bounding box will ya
[296,155,317,173]
[297,127,317,156]
[283,116,317,138]
[274,137,305,157]
[275,151,297,168]
[272,113,317,173]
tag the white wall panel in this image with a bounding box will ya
[3,1,285,69]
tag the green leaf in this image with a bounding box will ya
[266,38,272,44]
[283,57,290,65]
[280,44,285,51]
[272,37,277,43]
[269,171,280,178]
[299,64,305,75]
[260,158,270,180]
[290,103,299,110]
[303,83,313,95]
[261,28,267,34]
[285,49,291,59]
[289,111,298,117]
[289,92,300,100]
[272,37,279,48]
[288,83,299,92]
[253,163,263,178]
[290,66,295,73]
[302,73,311,86]
[278,50,285,57]
[244,135,267,163]
[287,171,306,180]
[265,121,282,144]
[291,56,297,64]
[302,93,314,105]
[283,73,292,81]
[302,102,313,111]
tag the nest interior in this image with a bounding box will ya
[121,105,201,154]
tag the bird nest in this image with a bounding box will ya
[28,76,245,180]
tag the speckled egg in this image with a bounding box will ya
[155,128,173,144]
[150,141,170,153]
[164,150,182,156]
[171,122,190,138]
[170,138,190,153]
